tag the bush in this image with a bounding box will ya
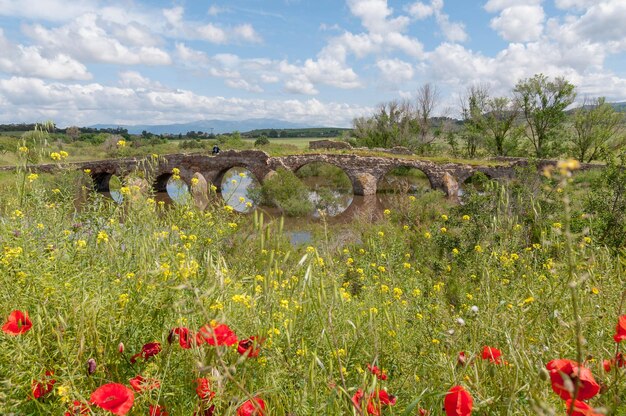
[249,168,313,216]
[254,136,270,147]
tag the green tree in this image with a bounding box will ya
[572,97,624,162]
[514,74,576,157]
[351,100,418,149]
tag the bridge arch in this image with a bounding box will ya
[90,171,115,192]
[377,164,434,194]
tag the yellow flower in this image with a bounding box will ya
[424,232,432,239]
[552,222,562,229]
[383,209,391,216]
[224,205,234,213]
[27,173,39,182]
[378,231,384,237]
[440,227,447,233]
[591,287,599,295]
[474,245,483,253]
[59,150,69,159]
[116,139,126,148]
[97,230,109,244]
[19,146,29,153]
[239,172,247,178]
[190,177,199,185]
[84,169,91,174]
[50,152,61,161]
[462,215,470,221]
[452,248,459,255]
[441,214,448,221]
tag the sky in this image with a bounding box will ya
[1,0,626,128]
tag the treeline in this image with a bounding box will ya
[350,73,626,162]
[243,128,350,139]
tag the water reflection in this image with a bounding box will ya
[296,162,354,217]
[220,167,259,213]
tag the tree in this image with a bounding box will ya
[514,74,576,158]
[460,85,490,158]
[66,126,81,141]
[351,100,418,149]
[415,83,439,150]
[572,97,624,162]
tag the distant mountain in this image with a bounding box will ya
[610,102,626,112]
[90,119,316,135]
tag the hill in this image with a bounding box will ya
[90,119,319,135]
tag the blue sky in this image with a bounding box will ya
[0,0,625,127]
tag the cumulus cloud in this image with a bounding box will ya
[407,0,468,42]
[0,29,91,80]
[376,59,415,83]
[489,5,545,42]
[0,76,372,127]
[162,6,261,44]
[24,14,171,65]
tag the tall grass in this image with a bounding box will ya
[0,154,624,415]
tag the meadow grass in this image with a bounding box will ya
[0,154,625,415]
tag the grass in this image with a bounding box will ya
[0,146,625,416]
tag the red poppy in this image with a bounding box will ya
[90,383,135,416]
[130,342,162,364]
[237,336,262,358]
[196,323,238,346]
[481,346,503,364]
[546,359,600,401]
[565,399,603,416]
[129,375,160,392]
[444,385,473,416]
[168,327,194,349]
[149,404,169,416]
[195,378,216,401]
[352,389,365,410]
[614,315,626,343]
[2,310,32,335]
[366,363,388,380]
[237,397,266,416]
[418,408,430,416]
[64,400,90,415]
[602,352,625,372]
[366,390,397,416]
[32,370,56,399]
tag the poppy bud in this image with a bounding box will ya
[538,367,549,381]
[118,342,124,354]
[87,358,97,375]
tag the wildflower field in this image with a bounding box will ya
[1,152,626,415]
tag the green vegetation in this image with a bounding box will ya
[0,124,626,415]
[248,168,314,216]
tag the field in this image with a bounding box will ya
[1,146,625,416]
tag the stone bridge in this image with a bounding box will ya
[23,150,596,197]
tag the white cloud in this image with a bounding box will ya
[574,1,626,47]
[24,14,171,65]
[207,5,226,16]
[407,2,434,19]
[490,5,545,42]
[0,29,91,80]
[407,0,467,43]
[0,0,98,21]
[484,0,541,13]
[162,6,261,44]
[376,59,414,83]
[225,79,263,93]
[554,0,596,10]
[347,0,410,34]
[0,76,372,127]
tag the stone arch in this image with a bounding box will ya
[293,160,355,193]
[154,172,174,193]
[212,165,262,193]
[90,171,115,192]
[377,164,435,194]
